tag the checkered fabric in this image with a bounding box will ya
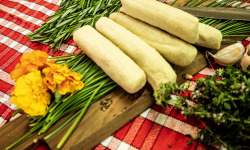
[0,0,249,149]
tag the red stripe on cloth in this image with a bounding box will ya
[0,32,71,63]
[6,86,14,95]
[0,0,49,22]
[151,104,163,112]
[107,137,121,150]
[152,127,198,150]
[0,48,16,64]
[0,0,16,7]
[164,116,200,137]
[140,123,162,150]
[169,108,204,129]
[123,117,145,144]
[161,105,173,116]
[0,46,14,63]
[192,73,208,81]
[31,0,60,11]
[146,109,159,122]
[0,103,8,115]
[73,48,82,54]
[0,27,12,36]
[0,9,40,32]
[41,45,71,57]
[66,38,77,46]
[0,80,13,93]
[0,25,39,50]
[1,52,21,73]
[1,107,14,120]
[92,144,107,150]
[0,69,15,85]
[0,14,74,55]
[0,47,65,74]
[0,44,8,53]
[11,31,21,40]
[131,119,153,149]
[114,119,134,141]
[0,9,76,55]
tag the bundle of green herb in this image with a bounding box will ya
[27,0,121,52]
[6,52,118,149]
[154,65,250,149]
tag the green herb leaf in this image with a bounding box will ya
[154,65,250,149]
[224,102,231,110]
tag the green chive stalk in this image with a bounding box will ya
[6,52,117,149]
[44,109,82,140]
[57,78,109,149]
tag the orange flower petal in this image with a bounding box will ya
[10,70,50,116]
[43,63,84,95]
[33,50,48,66]
[21,52,34,63]
[58,80,70,95]
[53,73,66,84]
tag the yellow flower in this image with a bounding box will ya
[43,63,84,95]
[11,70,51,116]
[10,50,49,80]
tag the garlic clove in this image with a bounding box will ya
[208,42,245,66]
[241,44,250,71]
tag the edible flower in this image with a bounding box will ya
[42,63,84,95]
[11,70,51,116]
[10,50,49,80]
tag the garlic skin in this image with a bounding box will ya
[241,44,250,70]
[208,42,245,66]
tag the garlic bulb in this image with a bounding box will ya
[241,44,250,70]
[208,42,245,66]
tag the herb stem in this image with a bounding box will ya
[44,109,81,140]
[57,79,108,149]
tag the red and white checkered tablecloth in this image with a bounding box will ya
[0,0,249,149]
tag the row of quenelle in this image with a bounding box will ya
[73,0,222,94]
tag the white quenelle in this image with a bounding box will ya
[196,23,223,50]
[109,12,198,67]
[73,25,147,93]
[96,17,177,91]
[120,0,199,44]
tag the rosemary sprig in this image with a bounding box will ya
[27,0,121,53]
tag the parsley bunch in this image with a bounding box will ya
[154,65,250,149]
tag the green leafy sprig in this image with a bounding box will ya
[27,0,121,52]
[154,65,250,149]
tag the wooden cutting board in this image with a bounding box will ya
[0,0,246,148]
[0,53,209,150]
